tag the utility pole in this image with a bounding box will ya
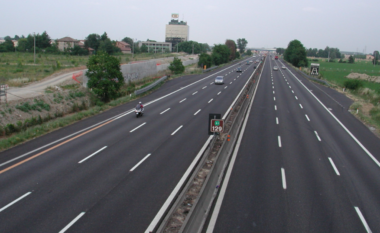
[132,39,134,60]
[192,44,194,54]
[34,32,36,64]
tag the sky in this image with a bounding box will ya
[1,0,379,53]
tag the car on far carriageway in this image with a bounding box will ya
[214,76,224,85]
[236,67,242,72]
[273,66,279,71]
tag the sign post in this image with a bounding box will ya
[208,113,221,135]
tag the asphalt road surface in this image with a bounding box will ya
[207,58,380,233]
[0,56,260,232]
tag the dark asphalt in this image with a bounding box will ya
[211,57,380,232]
[0,56,259,232]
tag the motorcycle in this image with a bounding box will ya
[135,107,144,118]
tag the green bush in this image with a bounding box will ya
[344,79,363,90]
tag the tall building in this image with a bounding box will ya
[165,13,189,51]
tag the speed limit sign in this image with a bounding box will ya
[210,119,224,133]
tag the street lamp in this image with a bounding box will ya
[34,32,36,64]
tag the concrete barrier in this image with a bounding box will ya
[83,57,198,87]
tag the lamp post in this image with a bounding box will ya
[34,32,36,64]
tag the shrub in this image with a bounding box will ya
[344,79,363,90]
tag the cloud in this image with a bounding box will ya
[302,7,320,12]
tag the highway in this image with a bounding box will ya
[207,57,380,232]
[0,56,259,232]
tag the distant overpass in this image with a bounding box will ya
[248,48,276,52]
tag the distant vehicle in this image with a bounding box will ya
[253,66,256,69]
[237,67,242,72]
[215,76,224,85]
[282,66,286,69]
[256,59,259,63]
[273,66,279,71]
[249,60,253,63]
[246,61,249,65]
[275,55,279,60]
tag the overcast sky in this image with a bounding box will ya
[1,0,379,53]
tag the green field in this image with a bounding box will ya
[0,52,177,86]
[308,58,380,92]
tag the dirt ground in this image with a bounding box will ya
[347,72,380,83]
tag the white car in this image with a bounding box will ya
[273,66,279,71]
[215,76,224,85]
[282,66,286,69]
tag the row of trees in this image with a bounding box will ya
[306,47,342,59]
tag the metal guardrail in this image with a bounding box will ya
[203,66,219,73]
[134,76,168,95]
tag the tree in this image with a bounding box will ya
[86,52,124,102]
[237,38,248,53]
[198,53,212,69]
[169,57,185,74]
[122,37,133,47]
[373,51,379,65]
[225,39,236,61]
[177,41,207,54]
[70,45,89,55]
[0,37,14,52]
[276,48,285,55]
[16,38,28,52]
[140,44,148,53]
[85,33,101,51]
[246,50,252,56]
[14,35,20,40]
[236,51,240,59]
[212,44,230,65]
[348,55,355,64]
[284,39,308,67]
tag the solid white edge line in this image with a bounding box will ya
[171,125,183,135]
[281,168,287,189]
[59,212,86,233]
[130,154,151,172]
[0,192,31,212]
[179,98,186,103]
[160,108,171,114]
[208,99,213,103]
[278,136,282,147]
[328,157,340,176]
[78,146,107,163]
[354,207,372,233]
[314,131,321,141]
[207,57,266,233]
[145,135,214,233]
[130,122,146,132]
[286,67,380,168]
[305,114,310,121]
[194,109,201,115]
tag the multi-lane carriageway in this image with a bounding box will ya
[0,56,260,232]
[206,58,380,232]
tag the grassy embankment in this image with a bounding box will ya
[0,52,178,87]
[306,58,380,131]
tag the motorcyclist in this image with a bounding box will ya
[136,102,144,112]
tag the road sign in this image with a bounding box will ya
[208,113,221,135]
[210,119,224,133]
